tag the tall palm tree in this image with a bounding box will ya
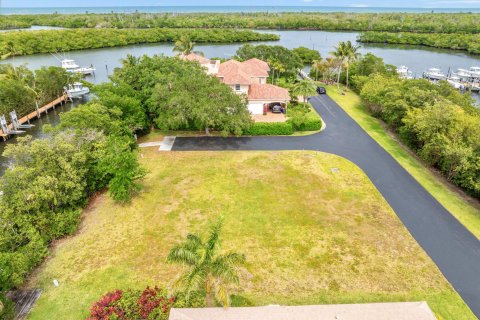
[167,217,245,307]
[312,58,323,81]
[343,41,361,90]
[173,35,195,56]
[292,80,317,108]
[330,41,348,91]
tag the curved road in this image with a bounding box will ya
[173,94,480,317]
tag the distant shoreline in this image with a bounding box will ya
[1,6,480,15]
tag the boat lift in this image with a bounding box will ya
[10,110,35,130]
[0,115,25,135]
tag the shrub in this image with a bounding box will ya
[87,287,175,320]
[0,294,15,320]
[243,122,294,136]
[287,106,323,131]
[290,118,322,131]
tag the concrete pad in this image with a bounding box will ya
[159,136,176,151]
[139,141,163,148]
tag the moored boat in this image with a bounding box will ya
[423,68,446,81]
[64,82,90,99]
[397,65,413,79]
[61,59,96,75]
[446,76,465,90]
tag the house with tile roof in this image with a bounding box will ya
[181,53,220,75]
[180,54,290,116]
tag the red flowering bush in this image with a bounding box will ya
[87,290,125,320]
[86,287,176,320]
[138,287,176,320]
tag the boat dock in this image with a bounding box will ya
[0,95,68,142]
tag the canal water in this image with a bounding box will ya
[0,29,479,170]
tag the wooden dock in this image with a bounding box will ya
[0,95,68,141]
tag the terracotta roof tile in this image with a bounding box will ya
[218,60,252,84]
[248,84,290,101]
[180,53,211,65]
[242,58,270,73]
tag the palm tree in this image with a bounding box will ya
[312,58,323,81]
[343,41,361,90]
[167,217,245,307]
[330,41,350,91]
[120,54,140,68]
[173,35,195,56]
[1,41,20,77]
[292,80,317,108]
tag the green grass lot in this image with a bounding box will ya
[28,151,473,319]
[325,86,480,240]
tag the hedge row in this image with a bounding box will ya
[291,118,323,131]
[243,122,294,136]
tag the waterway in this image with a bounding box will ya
[0,29,479,169]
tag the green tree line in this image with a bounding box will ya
[3,12,480,33]
[0,28,279,58]
[359,31,480,54]
[342,54,480,198]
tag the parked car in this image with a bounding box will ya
[271,105,282,113]
[316,86,326,94]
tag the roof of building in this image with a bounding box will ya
[248,83,291,101]
[243,58,270,72]
[217,60,252,85]
[169,302,437,320]
[180,53,211,65]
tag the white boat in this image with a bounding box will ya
[423,68,446,81]
[455,68,472,81]
[61,59,96,75]
[397,65,413,79]
[469,67,480,79]
[65,82,90,99]
[469,83,480,92]
[447,76,465,90]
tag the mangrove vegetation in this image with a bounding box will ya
[3,12,480,33]
[358,31,480,54]
[0,28,279,57]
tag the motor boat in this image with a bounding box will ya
[61,59,96,75]
[469,67,480,80]
[423,68,446,81]
[396,65,413,79]
[446,76,465,90]
[64,82,90,99]
[455,68,472,81]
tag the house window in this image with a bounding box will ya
[235,84,241,91]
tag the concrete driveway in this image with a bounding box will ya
[172,94,480,317]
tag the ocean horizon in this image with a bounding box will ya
[1,5,480,15]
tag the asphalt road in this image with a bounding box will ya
[173,94,480,317]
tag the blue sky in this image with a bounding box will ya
[2,0,480,8]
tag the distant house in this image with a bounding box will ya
[180,54,290,115]
[169,302,437,320]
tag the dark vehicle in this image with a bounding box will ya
[271,105,282,113]
[316,86,326,94]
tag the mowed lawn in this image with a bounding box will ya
[326,86,480,239]
[28,151,474,319]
